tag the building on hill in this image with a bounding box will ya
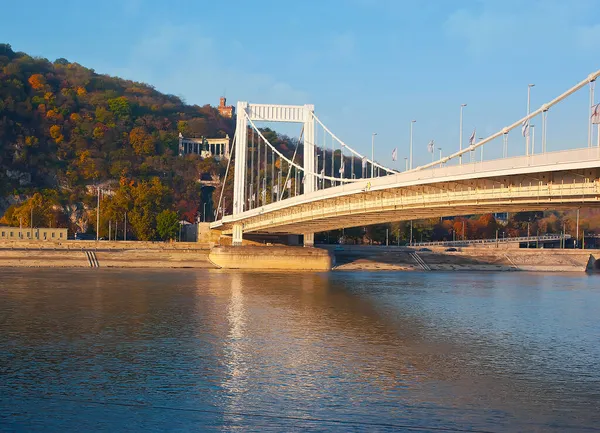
[218,97,235,118]
[178,133,230,159]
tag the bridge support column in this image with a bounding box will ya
[233,102,248,217]
[303,105,316,247]
[303,233,314,247]
[232,224,243,246]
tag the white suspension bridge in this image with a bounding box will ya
[211,70,600,246]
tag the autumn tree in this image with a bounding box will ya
[156,210,180,241]
[129,127,155,155]
[28,73,46,90]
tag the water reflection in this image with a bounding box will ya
[1,269,599,432]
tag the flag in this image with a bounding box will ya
[320,168,325,179]
[391,147,397,162]
[273,184,278,195]
[302,176,305,184]
[427,140,434,153]
[339,165,345,175]
[469,128,476,145]
[361,156,367,168]
[521,120,530,137]
[252,193,256,202]
[592,103,600,124]
[286,179,292,189]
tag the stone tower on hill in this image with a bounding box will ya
[218,97,234,118]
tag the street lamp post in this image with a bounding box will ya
[404,157,408,171]
[438,147,442,168]
[371,132,377,178]
[478,137,484,162]
[527,84,535,155]
[409,120,416,170]
[96,186,100,241]
[459,104,467,165]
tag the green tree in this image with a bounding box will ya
[108,96,131,118]
[156,209,180,241]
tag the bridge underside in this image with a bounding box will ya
[248,203,595,235]
[216,166,600,236]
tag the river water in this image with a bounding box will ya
[1,269,599,432]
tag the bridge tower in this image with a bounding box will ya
[232,103,316,246]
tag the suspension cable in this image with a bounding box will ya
[414,68,600,172]
[311,112,398,175]
[215,133,236,219]
[244,110,359,183]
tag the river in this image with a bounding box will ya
[1,269,599,432]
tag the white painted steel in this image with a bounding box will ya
[212,147,600,234]
[415,70,600,172]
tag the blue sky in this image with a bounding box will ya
[2,0,599,167]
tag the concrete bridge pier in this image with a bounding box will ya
[232,224,243,246]
[304,233,314,247]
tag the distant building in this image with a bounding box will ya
[0,226,68,241]
[178,133,230,159]
[218,97,234,118]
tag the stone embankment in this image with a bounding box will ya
[327,245,599,273]
[0,241,598,272]
[0,240,213,268]
[208,246,332,271]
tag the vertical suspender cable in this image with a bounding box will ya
[321,126,326,188]
[256,131,261,206]
[279,126,303,201]
[330,132,334,187]
[264,134,267,205]
[250,129,254,209]
[588,80,596,147]
[271,146,275,203]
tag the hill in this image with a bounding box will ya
[0,43,240,239]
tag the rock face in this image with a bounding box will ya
[5,170,31,186]
[65,203,90,234]
[0,195,21,217]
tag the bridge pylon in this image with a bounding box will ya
[232,102,316,246]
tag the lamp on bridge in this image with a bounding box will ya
[371,132,377,178]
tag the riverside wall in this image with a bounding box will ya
[0,240,598,272]
[326,245,599,273]
[208,246,333,271]
[0,240,213,268]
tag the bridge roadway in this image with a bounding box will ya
[211,147,600,242]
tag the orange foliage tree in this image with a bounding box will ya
[129,127,155,155]
[28,74,46,90]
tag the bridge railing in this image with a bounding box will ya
[412,234,572,247]
[382,146,600,188]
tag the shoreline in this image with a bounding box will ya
[0,241,598,273]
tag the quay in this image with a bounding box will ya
[0,240,598,273]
